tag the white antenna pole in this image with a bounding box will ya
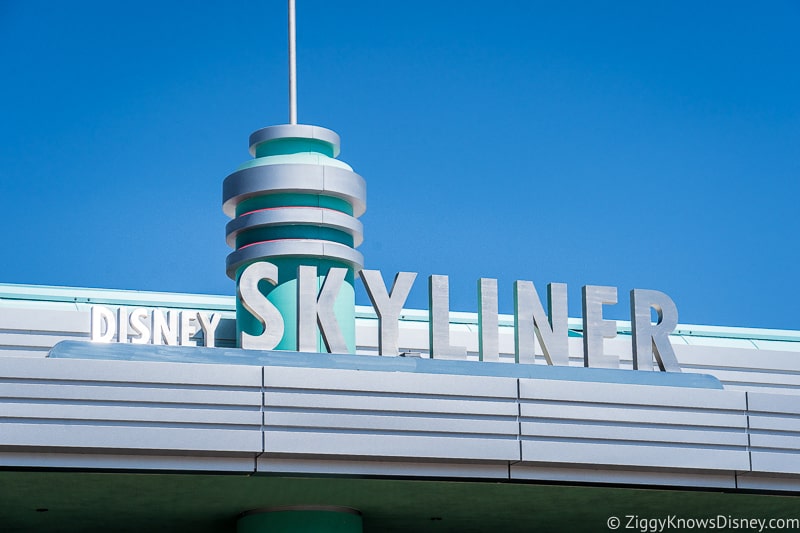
[288,0,298,124]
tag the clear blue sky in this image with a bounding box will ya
[1,1,798,330]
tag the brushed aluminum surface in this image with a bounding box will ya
[360,270,417,356]
[222,164,366,218]
[225,206,363,248]
[248,124,341,157]
[226,239,364,279]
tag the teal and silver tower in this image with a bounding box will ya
[223,125,365,353]
[222,1,365,354]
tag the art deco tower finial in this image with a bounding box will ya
[223,1,366,354]
[288,0,297,124]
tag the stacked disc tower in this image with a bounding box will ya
[222,124,366,352]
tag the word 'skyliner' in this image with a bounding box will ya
[237,263,681,372]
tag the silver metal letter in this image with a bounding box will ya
[152,309,179,346]
[360,270,417,355]
[238,261,285,350]
[117,307,128,343]
[630,289,681,372]
[90,306,115,342]
[317,267,348,353]
[297,265,349,353]
[297,265,318,352]
[514,281,570,365]
[428,275,467,359]
[180,311,198,347]
[129,308,151,344]
[197,312,222,348]
[582,285,619,368]
[478,278,499,361]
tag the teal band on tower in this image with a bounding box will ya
[223,124,366,353]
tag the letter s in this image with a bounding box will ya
[238,261,285,350]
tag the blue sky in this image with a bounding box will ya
[1,1,798,330]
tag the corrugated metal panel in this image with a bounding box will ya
[518,378,749,472]
[675,345,800,395]
[260,366,520,462]
[683,336,757,349]
[0,308,90,333]
[0,283,236,311]
[3,356,800,488]
[751,339,800,352]
[0,307,91,354]
[0,358,262,464]
[747,392,800,475]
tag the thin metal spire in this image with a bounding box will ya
[288,0,297,124]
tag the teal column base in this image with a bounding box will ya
[237,507,362,533]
